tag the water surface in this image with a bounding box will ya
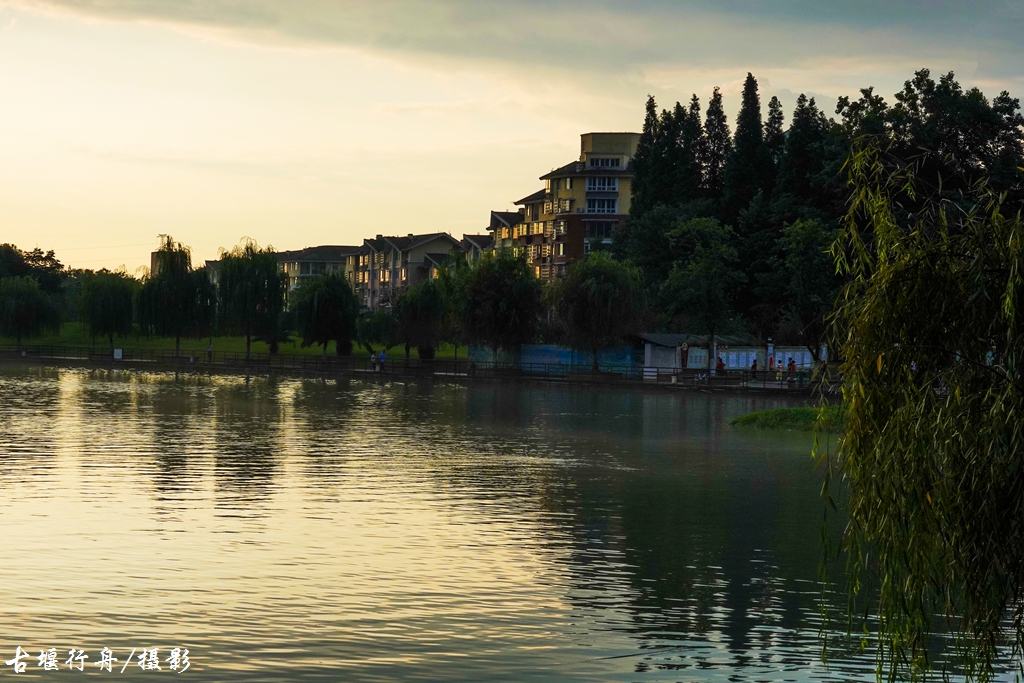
[1,366,862,681]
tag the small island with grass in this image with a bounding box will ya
[730,404,844,432]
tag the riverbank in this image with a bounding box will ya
[731,404,845,431]
[0,344,837,395]
[0,322,468,359]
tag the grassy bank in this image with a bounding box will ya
[731,404,845,432]
[1,323,469,360]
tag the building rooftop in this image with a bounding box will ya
[514,188,547,205]
[489,211,523,230]
[276,245,360,262]
[462,234,493,250]
[539,160,633,181]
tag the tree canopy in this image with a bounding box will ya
[394,280,445,359]
[826,138,1024,682]
[549,252,643,371]
[216,240,286,357]
[463,251,543,359]
[138,236,214,355]
[79,270,137,347]
[0,276,61,344]
[292,272,359,356]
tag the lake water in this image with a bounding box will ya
[0,365,867,681]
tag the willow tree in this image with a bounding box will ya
[0,276,61,345]
[826,140,1024,682]
[549,252,643,371]
[80,270,137,347]
[462,251,543,362]
[394,280,445,359]
[138,236,215,355]
[292,272,359,356]
[216,240,286,358]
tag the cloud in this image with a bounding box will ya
[9,0,1022,83]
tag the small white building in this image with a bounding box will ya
[637,333,826,371]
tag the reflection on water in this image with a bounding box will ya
[1,366,861,681]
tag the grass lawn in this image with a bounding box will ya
[1,323,469,360]
[730,404,845,432]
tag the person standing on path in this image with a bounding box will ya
[379,350,386,373]
[371,351,378,373]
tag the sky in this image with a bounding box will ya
[0,0,1022,272]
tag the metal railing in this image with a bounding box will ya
[0,345,835,391]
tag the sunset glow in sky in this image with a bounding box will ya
[1,0,1021,271]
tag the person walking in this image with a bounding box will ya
[378,350,386,373]
[370,351,378,373]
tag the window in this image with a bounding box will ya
[557,243,565,256]
[584,221,614,239]
[400,268,407,281]
[535,266,541,278]
[586,177,618,192]
[588,157,621,168]
[586,198,618,213]
[565,177,573,190]
[300,263,311,275]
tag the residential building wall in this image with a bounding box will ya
[487,131,640,280]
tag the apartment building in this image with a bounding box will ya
[487,132,640,280]
[349,232,462,309]
[277,245,361,299]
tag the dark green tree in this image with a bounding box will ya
[780,219,840,360]
[138,236,214,355]
[434,254,473,359]
[660,218,744,369]
[0,276,61,345]
[826,139,1024,683]
[0,244,65,295]
[701,86,732,200]
[356,309,396,354]
[394,280,446,359]
[673,95,705,205]
[764,95,785,166]
[292,272,359,356]
[463,251,543,361]
[836,70,1024,199]
[216,240,286,358]
[79,270,137,347]
[629,95,663,220]
[723,73,772,220]
[549,253,643,371]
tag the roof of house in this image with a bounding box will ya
[489,210,523,230]
[539,160,633,181]
[514,188,547,205]
[363,232,460,255]
[423,252,452,267]
[462,233,493,250]
[276,245,360,263]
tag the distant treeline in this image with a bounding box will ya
[0,234,642,368]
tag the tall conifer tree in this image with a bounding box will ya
[701,87,731,200]
[723,73,771,221]
[764,95,785,166]
[630,95,661,219]
[673,95,705,205]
